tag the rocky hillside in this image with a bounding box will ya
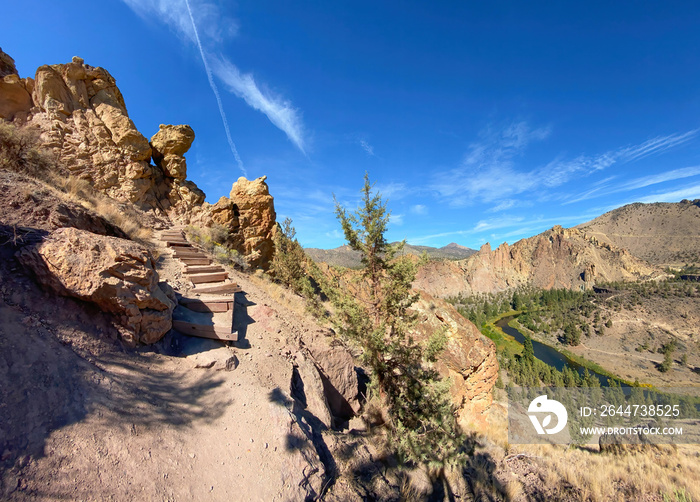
[415,225,664,298]
[1,49,501,500]
[0,48,275,269]
[306,242,476,268]
[577,199,700,266]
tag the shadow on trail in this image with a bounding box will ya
[0,242,232,497]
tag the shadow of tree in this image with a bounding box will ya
[0,244,233,495]
[233,291,255,349]
[93,353,232,427]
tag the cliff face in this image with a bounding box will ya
[411,293,498,429]
[415,225,663,298]
[0,49,276,269]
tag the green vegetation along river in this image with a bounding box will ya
[496,315,614,387]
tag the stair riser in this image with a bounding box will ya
[179,301,231,313]
[172,320,237,341]
[189,272,229,284]
[179,259,212,266]
[184,266,225,274]
[193,283,242,294]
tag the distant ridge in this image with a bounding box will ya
[304,242,476,268]
[577,199,700,266]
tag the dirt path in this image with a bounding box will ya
[1,234,340,501]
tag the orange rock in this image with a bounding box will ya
[17,227,175,345]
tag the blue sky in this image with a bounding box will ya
[5,1,700,249]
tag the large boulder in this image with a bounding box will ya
[17,227,175,345]
[150,124,195,181]
[0,73,32,121]
[229,176,277,269]
[301,329,361,420]
[150,124,195,159]
[411,292,499,430]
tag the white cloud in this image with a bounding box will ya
[410,204,427,215]
[211,56,306,153]
[488,200,518,212]
[120,0,306,157]
[325,229,344,239]
[473,216,524,232]
[566,165,700,204]
[409,212,602,245]
[617,130,699,163]
[432,123,699,208]
[635,183,700,203]
[374,182,408,201]
[120,0,236,44]
[390,213,404,226]
[359,140,375,156]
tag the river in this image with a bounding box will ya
[495,315,613,387]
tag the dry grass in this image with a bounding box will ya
[185,224,248,270]
[1,122,155,245]
[471,402,700,501]
[505,440,700,501]
[247,271,315,318]
[47,173,154,245]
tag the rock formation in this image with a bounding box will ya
[17,227,175,346]
[0,48,32,121]
[195,175,277,269]
[300,329,361,420]
[411,293,498,429]
[0,49,277,269]
[415,225,662,298]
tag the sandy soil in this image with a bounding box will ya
[560,295,700,387]
[0,233,381,501]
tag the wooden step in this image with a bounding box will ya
[173,250,206,258]
[160,233,184,239]
[189,272,228,284]
[179,297,234,313]
[184,265,225,274]
[179,258,212,266]
[166,241,192,247]
[172,320,237,341]
[192,282,242,295]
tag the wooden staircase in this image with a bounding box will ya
[160,227,241,342]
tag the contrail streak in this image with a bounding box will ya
[184,0,246,176]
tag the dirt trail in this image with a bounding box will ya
[1,233,340,501]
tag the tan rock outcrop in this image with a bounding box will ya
[411,293,498,429]
[0,47,17,78]
[193,176,277,269]
[415,225,662,298]
[17,227,175,346]
[229,176,277,269]
[1,51,206,218]
[0,73,32,121]
[4,50,279,270]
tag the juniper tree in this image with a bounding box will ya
[271,217,314,298]
[331,173,464,470]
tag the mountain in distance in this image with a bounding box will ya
[576,199,700,267]
[414,224,664,298]
[304,242,477,269]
